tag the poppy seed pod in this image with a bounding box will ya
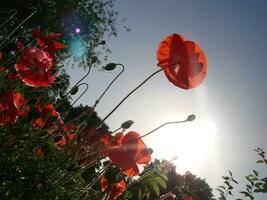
[186,114,196,122]
[148,148,153,155]
[104,63,117,71]
[120,120,134,130]
[69,86,79,95]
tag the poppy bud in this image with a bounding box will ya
[69,86,79,95]
[148,148,153,155]
[91,56,98,64]
[104,63,117,71]
[100,40,106,45]
[0,52,3,60]
[186,114,196,122]
[120,120,134,130]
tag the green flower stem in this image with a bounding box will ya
[66,64,92,97]
[66,64,125,125]
[85,162,112,189]
[54,160,99,187]
[0,9,17,29]
[0,8,37,49]
[139,120,188,139]
[99,67,165,127]
[92,64,125,110]
[70,83,89,106]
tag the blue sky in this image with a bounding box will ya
[68,0,267,198]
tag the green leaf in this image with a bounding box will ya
[145,192,150,200]
[138,188,142,198]
[253,170,259,176]
[148,181,160,196]
[246,184,252,189]
[232,179,239,184]
[154,177,166,189]
[218,186,226,190]
[256,160,264,163]
[159,174,168,181]
[216,188,224,194]
[222,176,229,180]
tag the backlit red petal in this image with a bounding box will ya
[53,41,68,50]
[108,147,139,176]
[123,131,151,164]
[157,33,207,89]
[101,176,108,192]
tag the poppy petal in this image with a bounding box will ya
[108,147,139,176]
[53,41,68,50]
[123,131,151,164]
[101,176,108,192]
[157,33,207,89]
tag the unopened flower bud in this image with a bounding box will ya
[148,148,153,155]
[104,63,117,71]
[186,114,196,122]
[120,120,134,130]
[70,86,79,95]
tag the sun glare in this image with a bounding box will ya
[149,117,218,174]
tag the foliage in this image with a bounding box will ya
[0,0,123,67]
[0,1,243,200]
[217,148,267,200]
[122,159,214,200]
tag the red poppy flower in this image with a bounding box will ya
[15,48,55,87]
[157,33,207,89]
[32,103,59,129]
[32,29,68,63]
[64,124,78,140]
[53,134,67,150]
[101,176,126,200]
[101,131,151,177]
[0,90,29,126]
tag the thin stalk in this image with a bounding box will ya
[54,160,98,187]
[99,67,164,126]
[0,9,37,48]
[92,64,125,110]
[139,120,187,139]
[85,162,112,189]
[70,83,89,106]
[0,10,17,29]
[111,127,121,134]
[68,65,92,95]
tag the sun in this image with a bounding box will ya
[147,117,219,174]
